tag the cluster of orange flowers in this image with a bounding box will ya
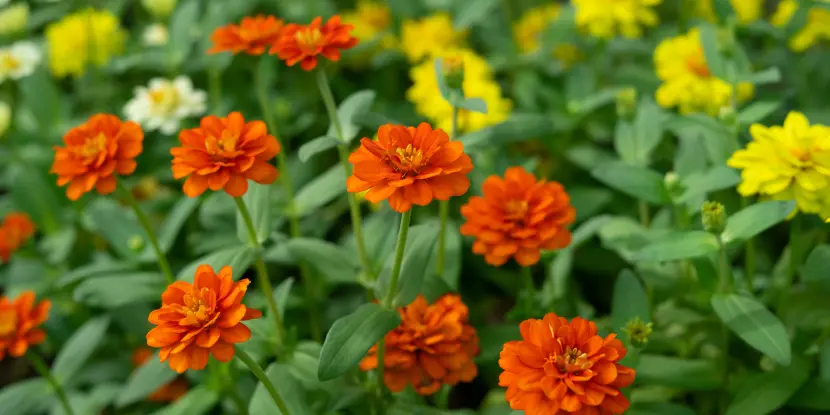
[0,212,35,263]
[0,291,50,360]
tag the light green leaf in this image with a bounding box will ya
[17,68,67,137]
[665,114,734,164]
[273,277,294,318]
[573,88,618,115]
[250,363,312,415]
[318,303,401,381]
[454,0,500,29]
[738,101,780,126]
[298,136,341,162]
[742,67,781,85]
[699,24,727,79]
[458,97,488,114]
[711,293,791,365]
[236,181,271,245]
[800,244,830,283]
[39,228,77,265]
[167,0,200,66]
[10,163,63,234]
[83,198,145,260]
[426,219,462,291]
[177,245,256,282]
[0,378,51,415]
[636,355,722,390]
[53,317,111,385]
[294,165,346,216]
[721,200,795,244]
[285,238,360,284]
[377,223,440,306]
[115,351,178,407]
[140,196,199,261]
[328,90,376,142]
[633,231,718,262]
[591,162,669,204]
[57,260,137,287]
[678,166,740,203]
[151,386,218,415]
[726,359,809,415]
[459,113,558,152]
[611,270,650,334]
[74,273,165,308]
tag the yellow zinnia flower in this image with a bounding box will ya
[45,8,126,78]
[697,0,764,24]
[406,48,511,134]
[573,0,661,39]
[728,112,830,219]
[400,13,467,63]
[513,4,581,66]
[771,0,830,52]
[342,1,397,50]
[654,28,754,115]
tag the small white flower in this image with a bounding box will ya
[124,76,207,135]
[143,23,169,47]
[0,41,41,83]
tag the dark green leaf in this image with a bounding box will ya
[629,403,696,415]
[477,324,520,361]
[286,238,360,284]
[236,181,271,244]
[459,113,557,151]
[378,223,440,306]
[176,245,256,282]
[821,342,830,381]
[738,101,780,126]
[294,165,346,216]
[53,317,111,385]
[711,293,791,365]
[632,231,719,262]
[115,351,178,407]
[328,90,376,142]
[318,303,401,381]
[611,270,650,333]
[790,379,830,410]
[573,89,617,115]
[591,162,669,204]
[151,386,218,415]
[426,219,462,291]
[721,200,795,244]
[799,244,830,283]
[17,68,66,137]
[250,363,311,415]
[298,136,341,162]
[57,260,137,287]
[726,359,810,415]
[636,355,721,390]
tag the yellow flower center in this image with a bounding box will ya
[686,50,711,78]
[204,130,244,161]
[551,346,592,373]
[295,27,324,53]
[392,144,425,174]
[504,199,529,221]
[182,288,214,327]
[790,147,812,163]
[148,83,180,115]
[0,53,20,72]
[75,133,108,163]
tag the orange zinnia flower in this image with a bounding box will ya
[499,313,635,415]
[208,15,284,55]
[460,166,575,267]
[51,114,144,201]
[271,15,359,71]
[0,212,36,263]
[0,291,51,361]
[146,265,262,373]
[171,112,280,198]
[346,123,473,212]
[359,294,479,395]
[132,347,189,402]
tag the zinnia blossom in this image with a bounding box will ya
[132,347,189,402]
[0,212,36,263]
[50,114,144,201]
[697,0,764,24]
[171,112,280,198]
[342,1,397,52]
[573,0,661,39]
[124,76,207,134]
[771,0,830,52]
[146,265,262,373]
[0,291,51,361]
[271,15,358,71]
[359,294,479,395]
[727,111,830,219]
[208,15,284,55]
[400,13,467,63]
[499,313,635,415]
[654,28,754,115]
[513,5,580,66]
[45,8,126,78]
[346,123,473,212]
[460,167,575,267]
[0,41,41,84]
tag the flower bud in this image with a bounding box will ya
[622,317,653,348]
[616,87,637,120]
[0,3,29,36]
[128,235,145,251]
[701,201,727,234]
[0,101,10,138]
[718,105,737,128]
[442,55,464,92]
[142,0,177,19]
[142,23,169,47]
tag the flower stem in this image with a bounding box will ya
[208,67,222,115]
[716,236,731,293]
[317,68,373,280]
[254,60,319,341]
[235,348,291,415]
[27,352,75,415]
[436,106,460,280]
[638,201,650,227]
[115,179,175,284]
[521,266,535,318]
[741,197,756,292]
[778,214,801,317]
[234,197,285,349]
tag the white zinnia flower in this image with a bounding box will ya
[0,41,41,83]
[142,23,169,47]
[124,76,207,135]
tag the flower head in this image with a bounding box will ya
[146,265,262,373]
[346,123,473,212]
[513,4,581,66]
[51,114,144,201]
[697,0,764,24]
[171,112,280,198]
[0,3,28,36]
[124,76,206,134]
[460,167,575,267]
[132,347,189,401]
[360,294,479,395]
[0,291,51,361]
[0,41,41,83]
[45,8,126,78]
[772,0,830,52]
[400,13,467,62]
[0,213,35,263]
[574,0,661,39]
[143,23,169,47]
[727,112,830,219]
[499,313,635,414]
[342,1,396,51]
[654,28,754,115]
[271,16,358,71]
[208,15,284,55]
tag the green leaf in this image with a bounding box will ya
[17,68,66,137]
[39,228,77,265]
[83,198,145,260]
[800,244,830,283]
[665,114,734,164]
[611,270,650,333]
[699,24,727,79]
[167,0,200,66]
[115,351,178,407]
[615,98,668,165]
[57,260,137,287]
[250,363,312,415]
[725,359,810,415]
[177,245,256,282]
[721,200,795,244]
[636,355,722,390]
[383,223,440,307]
[541,6,576,47]
[140,196,199,261]
[742,67,781,85]
[573,89,617,115]
[678,166,740,203]
[53,316,111,385]
[236,181,271,245]
[285,238,360,284]
[632,231,719,262]
[433,58,451,101]
[477,324,521,361]
[629,403,696,415]
[457,97,488,114]
[713,0,734,22]
[273,277,294,318]
[74,272,165,308]
[0,378,50,415]
[738,101,780,126]
[711,293,791,365]
[328,90,376,142]
[459,113,558,151]
[591,162,669,204]
[151,386,218,415]
[821,341,830,381]
[318,303,401,381]
[9,163,62,234]
[298,136,341,162]
[453,0,500,29]
[426,219,462,291]
[790,379,830,410]
[294,165,346,216]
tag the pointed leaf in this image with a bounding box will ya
[236,181,271,244]
[591,162,669,204]
[298,136,340,162]
[377,223,440,306]
[327,90,376,142]
[53,316,111,385]
[721,200,795,244]
[115,351,178,407]
[711,293,791,365]
[632,231,719,262]
[294,165,346,216]
[285,238,360,284]
[636,355,722,390]
[250,363,312,415]
[611,270,650,334]
[725,359,809,415]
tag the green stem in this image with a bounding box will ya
[27,352,75,415]
[522,266,535,318]
[235,348,291,415]
[638,201,650,228]
[779,214,801,317]
[208,67,222,115]
[116,179,175,284]
[234,197,285,349]
[318,69,373,280]
[741,197,756,292]
[436,106,459,280]
[716,236,731,293]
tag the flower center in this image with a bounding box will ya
[686,50,711,78]
[148,83,180,115]
[504,199,528,221]
[295,27,324,53]
[0,53,20,72]
[182,288,214,327]
[0,308,16,337]
[204,130,244,161]
[390,144,425,175]
[551,346,592,373]
[790,147,812,163]
[75,133,108,163]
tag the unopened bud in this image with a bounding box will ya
[615,87,637,120]
[128,235,145,251]
[142,0,177,19]
[701,201,727,234]
[719,105,737,127]
[622,317,653,348]
[442,55,465,91]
